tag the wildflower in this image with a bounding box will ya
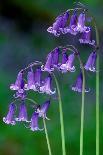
[36,100,50,120]
[25,70,37,91]
[79,27,95,45]
[59,53,75,73]
[14,91,26,99]
[3,103,16,125]
[29,112,44,131]
[41,52,54,72]
[40,74,56,95]
[84,52,97,72]
[34,68,41,87]
[72,73,89,92]
[63,12,78,35]
[47,11,69,37]
[77,12,87,32]
[15,102,28,122]
[10,71,24,93]
[52,47,60,67]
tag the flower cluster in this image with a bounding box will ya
[3,6,97,132]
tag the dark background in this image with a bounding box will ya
[0,0,103,155]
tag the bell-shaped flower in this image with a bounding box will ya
[72,73,89,92]
[15,102,28,122]
[3,103,16,125]
[34,68,41,87]
[52,48,60,67]
[77,13,87,32]
[47,11,69,37]
[36,100,50,120]
[59,53,75,73]
[84,52,97,72]
[79,27,95,45]
[10,72,24,93]
[40,75,56,95]
[29,112,44,131]
[41,52,54,72]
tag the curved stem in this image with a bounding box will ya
[93,18,100,155]
[43,118,52,155]
[52,73,66,155]
[77,56,85,155]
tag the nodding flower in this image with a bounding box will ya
[59,53,76,73]
[61,51,68,64]
[47,11,69,37]
[77,12,87,32]
[40,74,56,95]
[84,52,97,72]
[36,100,50,120]
[25,70,37,91]
[10,71,24,93]
[79,27,95,45]
[34,68,41,87]
[15,102,29,122]
[3,103,16,125]
[63,11,78,35]
[72,73,90,93]
[29,112,44,131]
[41,52,54,73]
[52,47,60,67]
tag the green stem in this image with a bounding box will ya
[93,19,100,155]
[77,56,85,155]
[43,118,52,155]
[52,73,66,155]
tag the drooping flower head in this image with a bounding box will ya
[77,12,87,32]
[36,100,50,120]
[10,71,24,93]
[47,11,69,37]
[72,73,89,92]
[59,53,75,73]
[40,74,56,95]
[61,50,68,64]
[29,112,44,131]
[52,47,60,67]
[84,51,97,72]
[41,52,54,72]
[34,68,41,87]
[3,103,16,125]
[79,27,95,45]
[15,102,28,122]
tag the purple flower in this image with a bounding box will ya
[59,53,75,73]
[47,11,69,37]
[40,75,56,95]
[77,13,87,32]
[15,102,28,122]
[72,73,89,92]
[3,103,16,125]
[25,70,37,91]
[63,12,78,35]
[62,51,68,64]
[52,48,60,67]
[10,72,24,93]
[84,52,97,72]
[41,52,54,72]
[79,27,95,45]
[34,68,41,87]
[29,112,44,131]
[36,100,50,120]
[14,91,26,99]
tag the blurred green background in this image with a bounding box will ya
[0,0,103,155]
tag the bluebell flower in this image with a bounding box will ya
[10,71,24,93]
[79,27,95,45]
[25,70,37,91]
[3,103,16,125]
[29,112,44,131]
[52,47,60,67]
[41,52,54,72]
[61,51,68,64]
[84,52,97,72]
[59,53,75,73]
[36,100,50,120]
[63,12,78,35]
[77,12,87,32]
[15,102,28,122]
[72,73,89,92]
[14,91,26,99]
[40,74,56,95]
[47,11,69,37]
[34,68,41,87]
